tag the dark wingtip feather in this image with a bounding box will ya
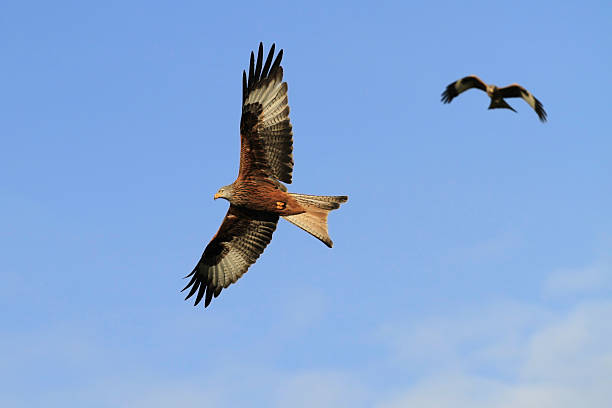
[242,71,247,103]
[269,48,283,76]
[204,283,214,307]
[441,90,451,103]
[183,276,200,299]
[248,51,255,89]
[181,265,218,308]
[194,281,207,306]
[181,276,195,292]
[183,267,197,279]
[535,98,547,122]
[254,43,263,82]
[441,85,456,104]
[182,266,198,291]
[261,43,276,78]
[244,43,283,102]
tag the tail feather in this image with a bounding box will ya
[282,194,347,248]
[489,98,517,112]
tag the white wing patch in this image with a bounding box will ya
[520,90,537,110]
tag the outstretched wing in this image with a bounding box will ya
[239,43,294,183]
[498,84,547,122]
[441,75,488,103]
[183,205,279,308]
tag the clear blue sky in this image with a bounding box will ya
[2,1,611,406]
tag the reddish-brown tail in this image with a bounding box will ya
[282,194,348,247]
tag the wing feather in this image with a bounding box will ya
[441,75,488,103]
[183,205,279,308]
[260,44,276,80]
[239,43,294,183]
[498,84,547,122]
[254,43,263,82]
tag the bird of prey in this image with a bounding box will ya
[183,43,348,308]
[441,75,547,122]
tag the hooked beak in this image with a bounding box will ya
[214,193,221,200]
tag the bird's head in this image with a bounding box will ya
[214,184,234,201]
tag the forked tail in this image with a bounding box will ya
[488,98,517,112]
[282,193,348,248]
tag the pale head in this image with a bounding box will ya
[214,184,234,201]
[486,84,497,97]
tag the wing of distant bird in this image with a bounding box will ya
[183,206,279,307]
[441,75,488,103]
[239,43,294,183]
[497,84,547,122]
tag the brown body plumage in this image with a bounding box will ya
[224,179,304,215]
[441,75,547,122]
[183,43,347,308]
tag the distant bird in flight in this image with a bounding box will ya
[441,75,547,122]
[183,43,348,308]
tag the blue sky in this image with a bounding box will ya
[2,1,611,406]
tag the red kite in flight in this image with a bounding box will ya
[441,75,547,122]
[183,43,348,308]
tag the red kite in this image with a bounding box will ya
[183,43,348,308]
[441,75,547,122]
